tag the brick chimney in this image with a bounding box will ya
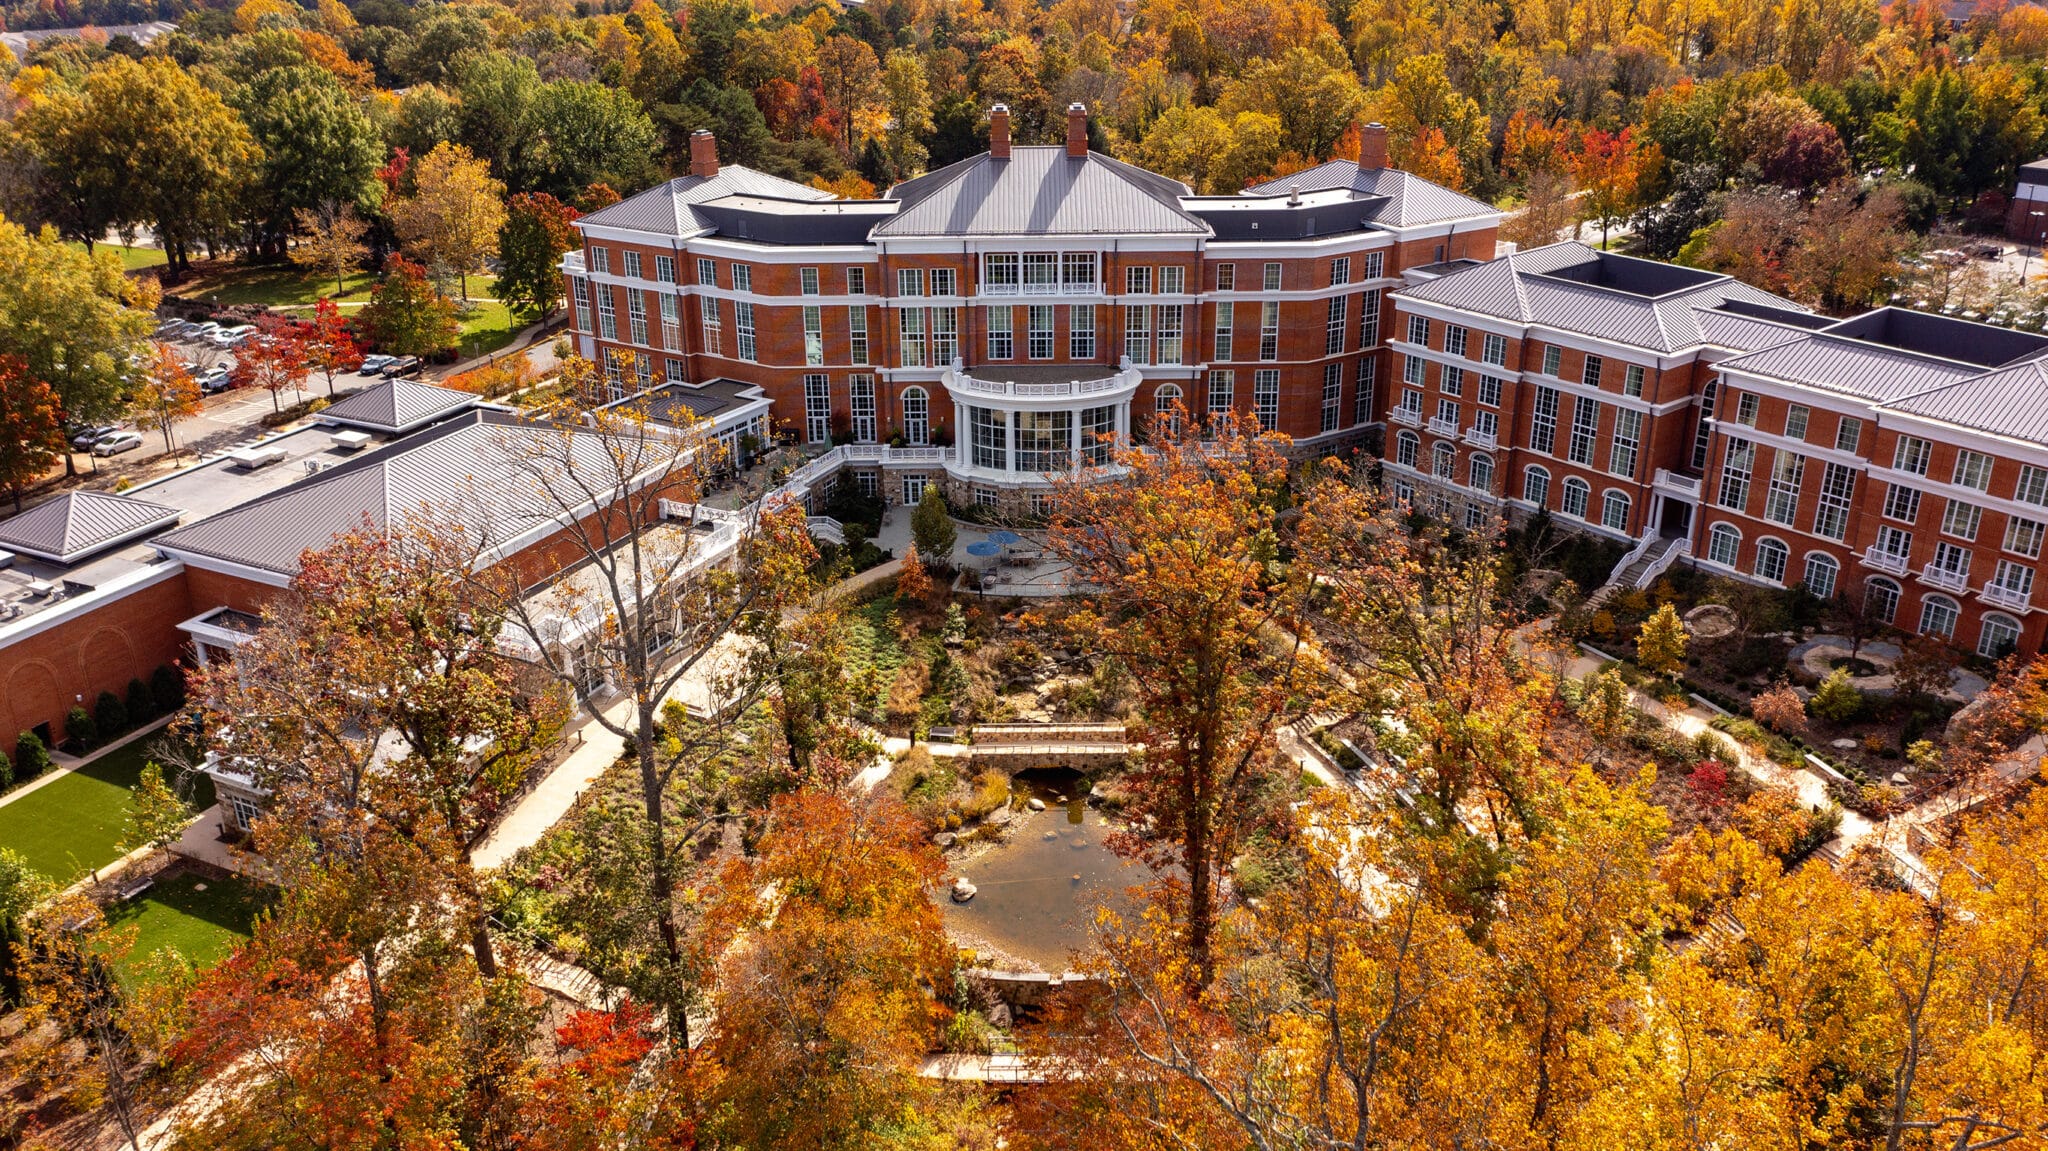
[989,104,1011,160]
[1359,122,1389,171]
[1066,102,1089,158]
[689,130,719,179]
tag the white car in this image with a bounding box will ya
[186,322,223,343]
[210,324,257,348]
[90,430,144,456]
[198,365,234,393]
[358,355,394,375]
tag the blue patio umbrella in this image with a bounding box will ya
[985,530,1024,546]
[965,541,1003,558]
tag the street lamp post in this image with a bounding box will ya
[2026,210,2046,284]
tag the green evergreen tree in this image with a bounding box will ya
[911,486,956,567]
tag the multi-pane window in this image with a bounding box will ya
[847,267,866,294]
[1562,478,1590,519]
[1359,291,1380,345]
[1208,370,1235,418]
[1024,253,1057,293]
[1482,333,1507,366]
[970,407,1007,470]
[1407,315,1429,346]
[1708,524,1741,566]
[1941,499,1982,541]
[1399,389,1424,418]
[1804,553,1839,599]
[1567,397,1600,465]
[1070,306,1095,359]
[2016,464,2048,506]
[1835,417,1862,453]
[1884,485,1922,522]
[931,308,958,363]
[634,352,652,386]
[803,374,830,443]
[659,294,680,348]
[1441,366,1463,396]
[1718,439,1754,510]
[1953,449,1995,491]
[1993,556,2037,595]
[1259,302,1279,360]
[848,307,868,364]
[1894,436,1932,475]
[1609,409,1642,479]
[1474,409,1498,440]
[1867,578,1902,624]
[802,306,823,366]
[983,254,1019,293]
[932,268,957,296]
[1785,404,1810,441]
[734,301,756,361]
[1325,296,1347,355]
[1016,410,1072,471]
[1529,387,1559,454]
[898,268,925,297]
[1731,392,1758,426]
[1524,466,1551,507]
[1028,306,1055,359]
[655,255,675,283]
[1081,405,1115,465]
[1603,491,1632,533]
[1623,364,1644,397]
[701,300,721,355]
[800,267,819,295]
[1063,253,1097,290]
[1981,610,2023,657]
[1148,305,1181,364]
[697,258,716,286]
[1920,595,1962,640]
[1434,442,1456,480]
[1691,380,1718,469]
[1874,524,1913,562]
[1329,257,1350,286]
[572,278,591,331]
[1396,432,1419,468]
[1216,263,1235,291]
[1355,359,1375,425]
[1155,386,1183,438]
[899,310,926,367]
[1931,541,1972,582]
[596,285,617,339]
[1263,262,1281,291]
[1478,375,1502,406]
[901,387,929,444]
[664,357,685,382]
[1254,369,1280,430]
[623,251,641,279]
[849,374,876,442]
[627,293,648,344]
[1214,303,1233,361]
[1125,305,1151,362]
[1126,266,1152,294]
[1404,355,1425,386]
[1764,451,1804,525]
[1582,355,1602,388]
[1444,325,1467,357]
[1470,453,1494,492]
[1321,363,1341,433]
[733,264,752,292]
[1160,266,1185,294]
[1436,398,1459,428]
[1542,345,1562,376]
[2005,516,2045,558]
[1814,463,1855,540]
[591,247,610,274]
[988,307,1013,359]
[1754,538,1789,583]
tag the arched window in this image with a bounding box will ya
[1154,384,1183,438]
[1523,465,1550,507]
[1469,453,1494,493]
[1601,490,1631,532]
[1561,477,1590,519]
[901,386,929,445]
[1802,552,1840,600]
[1707,523,1741,567]
[1866,577,1902,625]
[1396,430,1419,468]
[1754,538,1789,584]
[1433,441,1456,479]
[1980,612,2023,658]
[1919,593,1961,640]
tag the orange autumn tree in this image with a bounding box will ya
[1045,410,1320,984]
[1573,126,1659,249]
[135,342,203,460]
[0,354,64,512]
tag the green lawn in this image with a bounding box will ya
[182,263,379,309]
[0,731,212,884]
[67,242,169,271]
[456,294,519,358]
[105,871,272,986]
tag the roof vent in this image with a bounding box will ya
[1288,184,1301,205]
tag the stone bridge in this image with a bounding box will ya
[963,722,1131,770]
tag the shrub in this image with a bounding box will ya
[150,664,186,713]
[912,487,957,566]
[1687,760,1731,804]
[1690,730,1737,765]
[962,771,1011,821]
[0,751,11,791]
[14,732,51,780]
[126,677,153,723]
[95,690,128,738]
[1750,682,1807,734]
[1635,603,1689,678]
[66,706,95,749]
[1808,668,1865,725]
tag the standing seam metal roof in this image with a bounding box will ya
[874,147,1209,238]
[319,378,480,433]
[1246,161,1499,227]
[0,490,181,564]
[580,168,834,237]
[1879,356,2048,442]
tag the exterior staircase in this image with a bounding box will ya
[1590,535,1687,606]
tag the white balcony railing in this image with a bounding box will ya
[1462,428,1497,450]
[1863,547,1910,575]
[1653,468,1703,497]
[1390,407,1423,428]
[1983,580,2034,611]
[1427,416,1459,438]
[1921,563,1971,593]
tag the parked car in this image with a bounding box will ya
[380,355,421,377]
[71,424,120,449]
[90,430,143,456]
[186,321,223,342]
[210,324,258,348]
[199,365,234,393]
[153,319,186,337]
[357,354,393,376]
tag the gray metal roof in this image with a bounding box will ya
[0,490,181,564]
[1692,307,1817,354]
[581,167,834,237]
[1882,356,2048,442]
[1394,242,1808,352]
[875,147,1209,238]
[1246,161,1498,227]
[153,411,649,576]
[320,378,479,434]
[1716,333,1983,401]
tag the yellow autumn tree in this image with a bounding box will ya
[389,142,507,301]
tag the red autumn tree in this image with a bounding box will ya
[301,296,361,397]
[0,355,64,512]
[229,313,311,413]
[1572,126,1658,249]
[135,342,203,459]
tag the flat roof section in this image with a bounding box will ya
[963,363,1120,386]
[1821,307,2048,369]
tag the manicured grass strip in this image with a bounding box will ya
[105,871,273,986]
[0,734,211,884]
[66,242,168,271]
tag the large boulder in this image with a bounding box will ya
[951,875,978,902]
